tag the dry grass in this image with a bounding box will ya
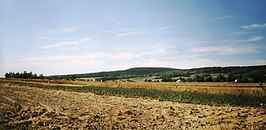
[1,82,265,129]
[1,78,265,96]
[75,81,265,96]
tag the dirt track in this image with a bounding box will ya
[0,83,265,129]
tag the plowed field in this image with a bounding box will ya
[0,82,265,129]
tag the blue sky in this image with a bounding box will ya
[1,0,266,76]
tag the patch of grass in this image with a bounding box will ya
[1,80,265,108]
[2,78,265,96]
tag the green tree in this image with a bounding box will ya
[214,74,226,82]
[31,73,38,79]
[144,79,148,82]
[64,75,76,80]
[247,70,265,82]
[193,74,204,82]
[203,74,213,82]
[226,73,236,82]
[186,78,193,82]
[5,72,10,78]
[161,75,173,82]
[39,74,44,79]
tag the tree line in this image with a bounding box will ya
[159,70,266,83]
[5,71,44,79]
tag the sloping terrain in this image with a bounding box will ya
[48,67,177,80]
[0,82,265,129]
[45,65,266,83]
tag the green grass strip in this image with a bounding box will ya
[1,81,265,108]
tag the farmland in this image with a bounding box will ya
[40,66,266,83]
[0,78,266,129]
[2,78,265,96]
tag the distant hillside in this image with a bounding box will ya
[47,65,266,82]
[187,65,266,74]
[48,67,177,80]
[159,65,266,82]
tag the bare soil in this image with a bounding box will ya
[0,83,265,130]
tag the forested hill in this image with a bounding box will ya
[77,67,177,78]
[46,65,266,82]
[48,67,177,79]
[186,65,266,74]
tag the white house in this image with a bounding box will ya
[176,79,182,83]
[234,79,238,83]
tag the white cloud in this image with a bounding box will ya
[35,37,74,40]
[17,51,139,64]
[231,31,253,35]
[115,31,154,37]
[38,37,90,49]
[7,41,265,75]
[190,45,259,55]
[61,28,77,32]
[12,43,174,74]
[45,27,78,34]
[158,26,170,30]
[109,52,138,60]
[213,15,236,20]
[220,36,263,43]
[241,36,263,43]
[7,52,266,76]
[114,26,177,37]
[241,23,266,29]
[11,51,140,74]
[149,45,169,55]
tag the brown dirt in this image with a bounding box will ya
[0,83,265,130]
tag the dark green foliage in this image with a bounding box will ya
[161,75,174,82]
[44,65,266,83]
[192,74,213,82]
[48,67,176,80]
[247,70,265,82]
[193,74,204,82]
[39,74,44,79]
[226,73,237,82]
[203,74,213,82]
[5,71,45,79]
[63,75,76,80]
[144,79,152,82]
[214,74,226,82]
[162,65,266,83]
[2,80,265,108]
[186,78,193,82]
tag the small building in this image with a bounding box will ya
[176,79,182,83]
[234,79,238,83]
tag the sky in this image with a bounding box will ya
[1,0,266,76]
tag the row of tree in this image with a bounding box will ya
[5,71,44,79]
[191,74,226,82]
[191,71,265,83]
[158,66,266,83]
[159,70,265,83]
